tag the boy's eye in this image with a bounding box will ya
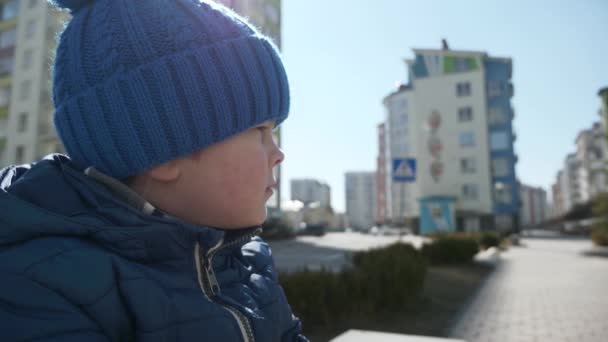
[257,126,268,138]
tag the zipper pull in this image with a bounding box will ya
[206,262,221,295]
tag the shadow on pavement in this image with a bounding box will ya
[581,248,608,258]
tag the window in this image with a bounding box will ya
[462,184,479,200]
[15,145,25,164]
[490,131,510,150]
[456,82,471,97]
[492,157,510,177]
[22,49,33,70]
[20,80,31,101]
[0,56,13,76]
[461,157,477,174]
[488,107,509,125]
[26,20,36,39]
[459,132,475,147]
[494,183,512,204]
[0,28,17,48]
[1,0,19,21]
[17,112,28,132]
[458,106,473,122]
[398,99,407,111]
[0,87,10,107]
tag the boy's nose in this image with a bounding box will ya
[273,147,285,167]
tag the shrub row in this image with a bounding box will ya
[421,233,479,264]
[280,243,427,330]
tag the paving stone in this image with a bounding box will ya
[449,237,608,342]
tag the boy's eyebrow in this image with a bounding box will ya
[257,120,277,128]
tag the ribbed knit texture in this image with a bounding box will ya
[50,0,290,178]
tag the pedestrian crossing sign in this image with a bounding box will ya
[393,158,416,182]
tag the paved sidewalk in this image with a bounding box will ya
[449,237,608,342]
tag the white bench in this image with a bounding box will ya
[330,330,467,342]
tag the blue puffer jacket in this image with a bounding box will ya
[0,154,306,342]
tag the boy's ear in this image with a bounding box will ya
[146,159,182,182]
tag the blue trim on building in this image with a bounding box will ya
[485,59,520,216]
[412,54,429,79]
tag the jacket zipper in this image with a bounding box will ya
[194,228,262,342]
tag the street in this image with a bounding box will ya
[449,235,608,342]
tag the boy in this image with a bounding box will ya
[0,0,306,341]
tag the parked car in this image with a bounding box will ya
[297,223,326,237]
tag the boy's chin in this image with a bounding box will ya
[219,208,267,230]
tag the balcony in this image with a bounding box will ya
[0,66,10,78]
[0,73,11,87]
[0,17,17,32]
[0,44,14,58]
[590,159,605,171]
[0,105,7,119]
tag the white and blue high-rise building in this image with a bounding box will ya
[380,41,520,233]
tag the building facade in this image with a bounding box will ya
[575,123,608,202]
[345,172,376,230]
[380,43,519,233]
[375,122,388,224]
[0,1,68,167]
[291,179,331,209]
[519,183,548,228]
[551,173,564,218]
[553,120,608,216]
[598,87,608,138]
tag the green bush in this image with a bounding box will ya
[479,232,500,249]
[261,217,294,240]
[591,224,608,246]
[352,243,427,313]
[592,193,608,246]
[279,269,342,328]
[280,243,427,330]
[421,234,479,265]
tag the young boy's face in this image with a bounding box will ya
[143,120,283,229]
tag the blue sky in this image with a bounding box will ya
[279,0,608,212]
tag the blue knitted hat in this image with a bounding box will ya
[49,0,290,178]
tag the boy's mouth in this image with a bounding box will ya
[265,182,277,196]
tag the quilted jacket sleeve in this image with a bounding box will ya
[0,271,111,342]
[241,237,309,342]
